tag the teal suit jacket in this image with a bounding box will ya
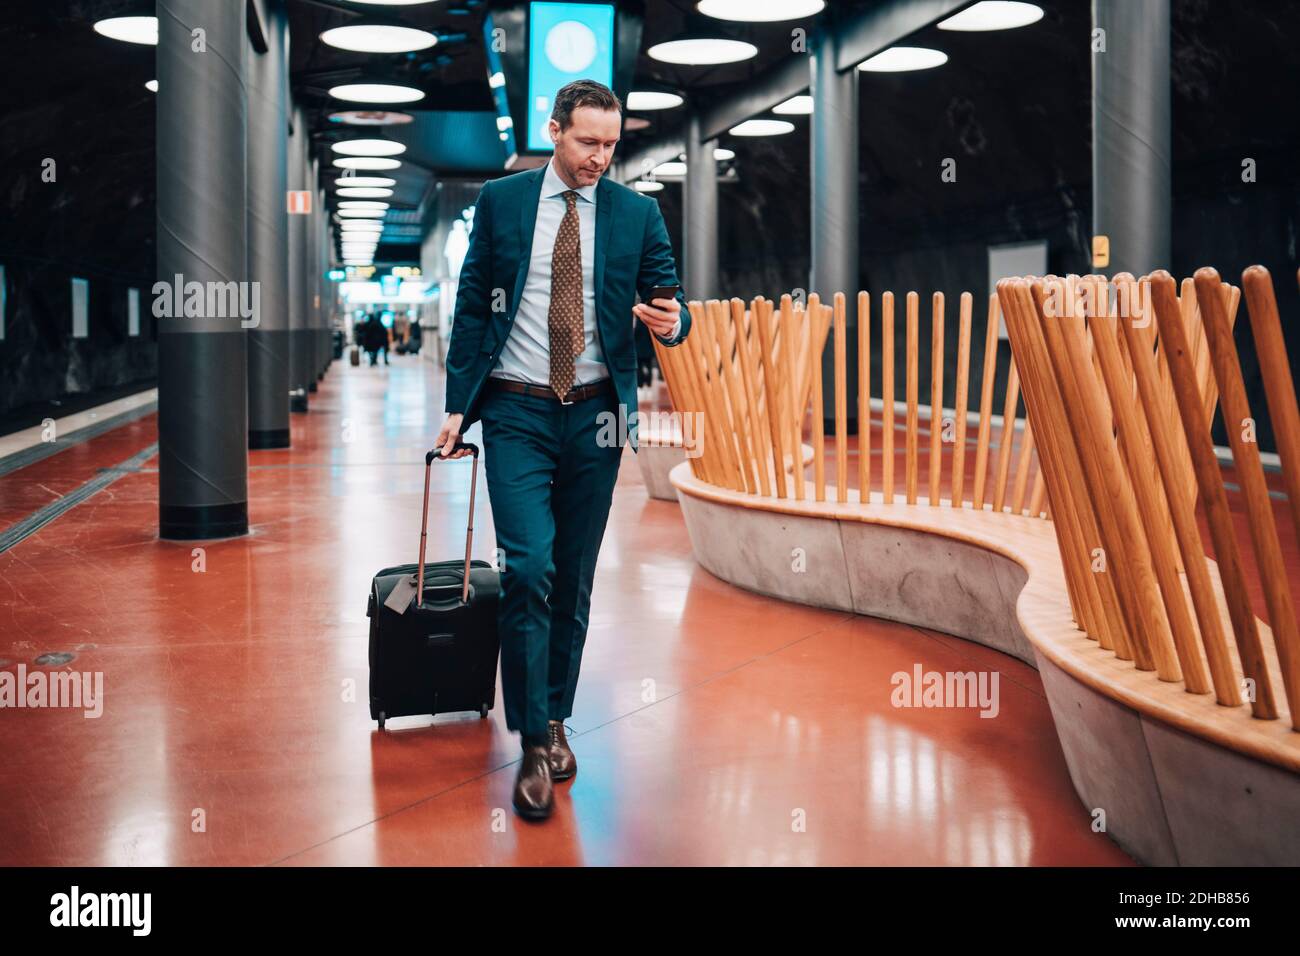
[443,165,692,452]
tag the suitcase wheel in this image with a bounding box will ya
[377,711,386,730]
[479,703,489,719]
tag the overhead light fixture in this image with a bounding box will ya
[329,110,414,127]
[773,95,813,115]
[145,79,158,93]
[648,37,756,65]
[329,82,425,104]
[333,157,402,170]
[714,147,735,160]
[728,118,795,136]
[857,47,948,72]
[320,20,437,55]
[624,117,651,132]
[634,181,664,193]
[938,1,1044,31]
[331,138,406,157]
[697,0,825,22]
[337,209,387,218]
[333,176,397,188]
[337,187,394,198]
[627,91,684,111]
[653,161,687,177]
[92,16,157,45]
[338,201,390,210]
[340,221,385,231]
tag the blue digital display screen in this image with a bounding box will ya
[526,2,615,153]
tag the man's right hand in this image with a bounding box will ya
[434,413,470,459]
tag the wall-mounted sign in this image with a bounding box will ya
[527,3,615,152]
[287,191,313,214]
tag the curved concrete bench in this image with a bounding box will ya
[672,461,1300,866]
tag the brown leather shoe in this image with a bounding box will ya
[547,719,576,781]
[512,744,554,820]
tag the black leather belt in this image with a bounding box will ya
[486,376,613,405]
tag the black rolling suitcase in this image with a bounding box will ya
[366,442,501,730]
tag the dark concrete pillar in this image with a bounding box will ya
[156,0,249,539]
[810,19,860,426]
[684,112,718,302]
[1092,0,1172,275]
[288,104,309,412]
[308,155,320,393]
[247,0,290,449]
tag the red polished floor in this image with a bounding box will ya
[0,357,1134,866]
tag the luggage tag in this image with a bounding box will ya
[383,573,420,615]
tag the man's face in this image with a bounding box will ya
[549,105,621,187]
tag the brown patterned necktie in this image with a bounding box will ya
[548,189,584,399]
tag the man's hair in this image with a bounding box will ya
[551,79,622,131]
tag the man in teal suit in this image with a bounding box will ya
[434,80,692,821]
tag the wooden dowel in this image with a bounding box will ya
[779,295,805,501]
[1001,280,1114,645]
[1031,278,1153,665]
[991,363,1020,514]
[834,293,848,503]
[1193,267,1299,727]
[1010,419,1035,515]
[857,291,871,504]
[697,299,748,493]
[882,292,896,503]
[1149,271,1278,718]
[755,298,790,498]
[810,296,826,502]
[1090,307,1213,695]
[905,291,919,505]
[972,295,1000,509]
[1242,266,1300,554]
[951,292,973,508]
[929,292,945,506]
[1028,468,1046,517]
[734,298,772,497]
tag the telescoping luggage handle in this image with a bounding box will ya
[419,441,480,608]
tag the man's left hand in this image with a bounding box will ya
[633,298,680,337]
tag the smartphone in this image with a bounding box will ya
[646,284,681,304]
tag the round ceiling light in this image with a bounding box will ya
[331,138,406,157]
[714,147,735,160]
[145,79,158,93]
[337,209,387,218]
[647,38,757,65]
[340,222,385,232]
[337,187,394,199]
[634,181,664,193]
[938,1,1044,31]
[773,95,813,115]
[627,91,683,111]
[652,161,687,177]
[333,157,402,170]
[320,22,437,54]
[624,117,651,132]
[338,201,390,210]
[329,83,425,104]
[728,118,795,136]
[857,46,948,72]
[92,16,157,45]
[697,0,825,22]
[329,110,413,127]
[332,176,397,188]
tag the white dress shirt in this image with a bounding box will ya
[490,158,678,388]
